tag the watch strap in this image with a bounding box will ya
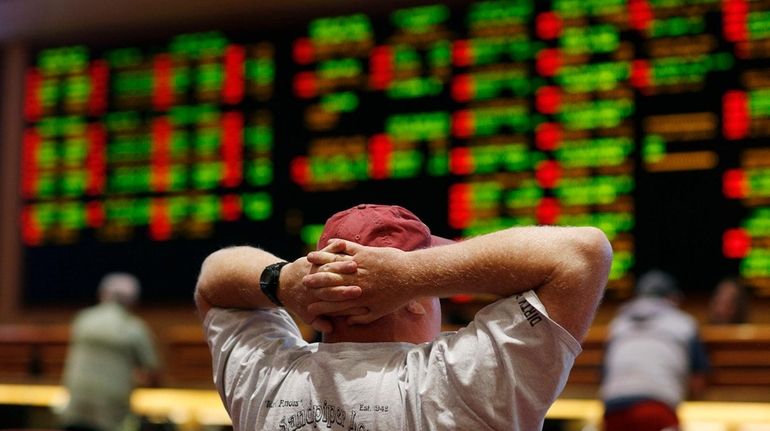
[260,261,289,307]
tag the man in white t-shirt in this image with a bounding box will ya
[195,204,612,430]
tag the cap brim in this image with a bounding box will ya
[430,235,455,247]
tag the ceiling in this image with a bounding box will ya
[0,0,456,46]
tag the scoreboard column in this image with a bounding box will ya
[721,0,770,295]
[21,33,276,247]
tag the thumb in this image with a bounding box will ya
[346,312,377,326]
[310,317,333,334]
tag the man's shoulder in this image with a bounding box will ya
[73,304,105,322]
[668,309,700,336]
[206,306,296,324]
[204,307,302,344]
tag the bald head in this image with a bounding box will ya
[98,273,141,307]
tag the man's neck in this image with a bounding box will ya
[322,311,438,344]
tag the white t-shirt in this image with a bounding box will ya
[203,290,581,431]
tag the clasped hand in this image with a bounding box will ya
[302,239,411,333]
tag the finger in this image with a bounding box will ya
[326,307,369,317]
[312,285,362,301]
[317,260,357,274]
[307,300,363,317]
[307,250,354,266]
[320,239,361,257]
[334,239,362,256]
[319,239,347,253]
[310,318,332,333]
[303,272,354,289]
[346,313,379,326]
[308,259,354,275]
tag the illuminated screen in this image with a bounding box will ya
[20,0,770,303]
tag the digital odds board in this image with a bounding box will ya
[19,0,770,303]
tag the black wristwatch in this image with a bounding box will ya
[260,261,289,307]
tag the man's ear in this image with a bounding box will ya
[405,300,427,315]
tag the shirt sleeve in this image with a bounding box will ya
[202,307,307,418]
[132,320,160,371]
[406,290,582,431]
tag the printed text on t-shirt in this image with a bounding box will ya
[516,295,543,327]
[266,398,388,431]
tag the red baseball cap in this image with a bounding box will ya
[317,204,453,251]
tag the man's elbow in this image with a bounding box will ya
[557,227,613,339]
[195,251,219,297]
[196,247,237,290]
[194,249,230,316]
[578,227,613,266]
[571,227,613,287]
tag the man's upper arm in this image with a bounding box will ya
[531,227,612,341]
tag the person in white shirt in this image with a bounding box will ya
[195,204,612,431]
[601,270,710,431]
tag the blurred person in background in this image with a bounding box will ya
[708,277,749,324]
[600,269,710,431]
[59,273,160,431]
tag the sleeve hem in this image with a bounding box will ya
[522,290,583,356]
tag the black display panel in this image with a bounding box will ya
[20,0,770,303]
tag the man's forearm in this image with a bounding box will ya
[407,226,612,339]
[406,226,610,299]
[194,246,299,317]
